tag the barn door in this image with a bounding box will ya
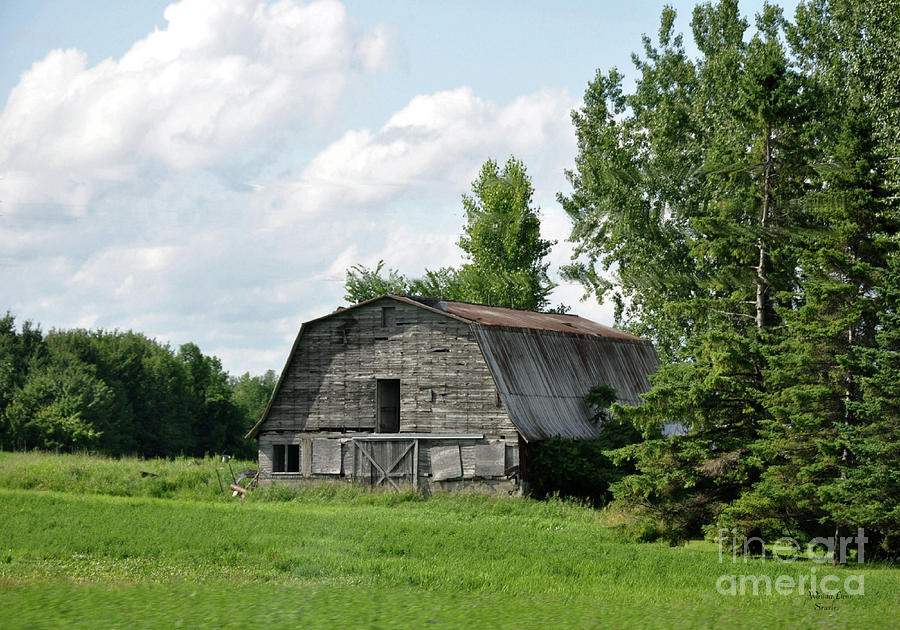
[352,439,418,491]
[376,379,400,432]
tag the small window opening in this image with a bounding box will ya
[273,443,301,473]
[287,444,300,472]
[381,307,396,327]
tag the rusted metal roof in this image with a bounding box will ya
[397,295,646,340]
[472,327,659,441]
[441,301,648,341]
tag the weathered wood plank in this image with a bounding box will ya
[430,445,462,481]
[475,441,506,478]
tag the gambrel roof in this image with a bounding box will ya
[247,295,659,441]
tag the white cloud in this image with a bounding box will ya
[262,86,576,225]
[0,0,606,376]
[0,0,390,215]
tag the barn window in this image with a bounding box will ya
[381,307,396,327]
[272,443,300,473]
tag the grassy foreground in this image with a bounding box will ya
[0,453,898,629]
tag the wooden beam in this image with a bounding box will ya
[413,439,419,491]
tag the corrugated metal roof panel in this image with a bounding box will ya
[473,327,659,441]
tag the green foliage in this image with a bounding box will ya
[229,370,277,428]
[0,315,267,458]
[455,157,556,310]
[585,384,618,424]
[344,260,413,303]
[526,385,640,506]
[344,157,558,311]
[5,360,113,451]
[564,0,900,546]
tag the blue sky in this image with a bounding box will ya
[0,0,795,375]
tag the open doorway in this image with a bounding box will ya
[376,378,400,432]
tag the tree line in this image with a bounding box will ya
[0,313,275,459]
[559,0,900,554]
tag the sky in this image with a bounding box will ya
[1,0,796,376]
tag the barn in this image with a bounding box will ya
[246,295,659,493]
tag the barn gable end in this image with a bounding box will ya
[257,296,516,437]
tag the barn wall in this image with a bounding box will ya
[261,298,518,438]
[257,432,520,493]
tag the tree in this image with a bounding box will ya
[0,318,261,458]
[562,0,813,541]
[562,0,899,544]
[344,260,413,304]
[230,370,277,435]
[344,157,557,311]
[5,358,114,452]
[455,157,556,310]
[0,313,45,448]
[716,0,900,552]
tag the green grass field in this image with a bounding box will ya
[0,452,897,629]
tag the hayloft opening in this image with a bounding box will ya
[376,378,400,432]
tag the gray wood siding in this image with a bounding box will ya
[258,432,520,485]
[262,298,518,437]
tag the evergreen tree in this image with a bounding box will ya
[717,0,900,552]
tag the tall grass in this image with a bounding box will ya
[0,451,256,500]
[1,488,898,629]
[0,451,604,515]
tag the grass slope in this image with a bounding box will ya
[0,453,897,629]
[0,451,257,500]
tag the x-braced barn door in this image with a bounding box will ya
[352,438,418,491]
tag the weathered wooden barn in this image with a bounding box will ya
[247,295,659,492]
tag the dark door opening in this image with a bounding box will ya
[376,379,400,433]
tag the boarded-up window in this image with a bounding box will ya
[312,439,342,475]
[430,445,462,481]
[381,307,396,327]
[474,442,505,478]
